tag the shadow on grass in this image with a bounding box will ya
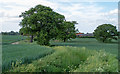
[100,41,118,44]
[2,43,11,45]
[49,44,80,47]
[49,45,56,47]
[109,42,118,44]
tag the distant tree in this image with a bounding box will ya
[9,31,15,35]
[93,24,118,42]
[57,21,78,42]
[1,32,7,35]
[75,29,80,33]
[19,4,65,45]
[2,31,19,35]
[15,32,19,35]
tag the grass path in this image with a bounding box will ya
[11,42,19,45]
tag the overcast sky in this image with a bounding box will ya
[0,0,119,33]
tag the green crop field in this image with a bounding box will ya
[2,35,119,72]
[2,35,27,45]
[51,38,118,55]
[2,35,54,71]
[9,46,118,72]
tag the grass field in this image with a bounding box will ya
[51,38,118,55]
[2,35,54,71]
[9,46,118,72]
[2,35,27,45]
[2,35,119,72]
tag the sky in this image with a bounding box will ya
[0,0,119,33]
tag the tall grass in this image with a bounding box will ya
[2,44,54,71]
[9,46,118,72]
[73,50,118,72]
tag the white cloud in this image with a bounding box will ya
[1,0,59,32]
[0,0,118,33]
[109,9,118,14]
[54,3,118,33]
[102,9,118,16]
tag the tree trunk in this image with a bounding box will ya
[103,39,105,42]
[30,35,33,43]
[103,37,107,42]
[64,38,66,42]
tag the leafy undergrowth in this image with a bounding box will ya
[8,46,118,72]
[72,50,118,72]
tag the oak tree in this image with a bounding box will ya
[93,24,118,42]
[19,4,65,45]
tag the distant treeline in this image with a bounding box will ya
[1,31,20,35]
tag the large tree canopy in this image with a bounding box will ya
[19,4,77,45]
[93,24,118,42]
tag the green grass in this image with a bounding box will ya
[50,38,118,55]
[9,46,118,72]
[2,44,54,71]
[73,50,118,72]
[2,35,118,72]
[2,35,27,45]
[2,35,54,71]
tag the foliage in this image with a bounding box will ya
[73,50,118,72]
[8,46,118,72]
[19,4,66,45]
[93,24,118,43]
[36,31,50,45]
[57,21,77,42]
[1,31,19,35]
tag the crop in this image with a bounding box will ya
[8,46,118,72]
[50,38,118,55]
[2,35,118,72]
[2,35,27,45]
[2,44,54,71]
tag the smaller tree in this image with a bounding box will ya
[93,24,118,42]
[57,21,77,42]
